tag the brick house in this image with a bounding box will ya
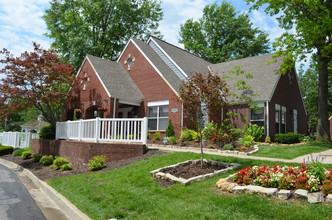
[63,36,307,138]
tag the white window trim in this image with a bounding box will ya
[148,102,169,131]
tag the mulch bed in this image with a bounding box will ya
[0,149,165,181]
[164,161,228,179]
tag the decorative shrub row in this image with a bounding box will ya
[0,146,14,156]
[88,155,106,171]
[275,132,304,144]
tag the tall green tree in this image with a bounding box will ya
[299,61,332,135]
[179,1,270,63]
[44,0,163,69]
[246,0,332,142]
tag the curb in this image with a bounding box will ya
[0,158,91,220]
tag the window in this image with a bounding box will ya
[282,106,286,133]
[250,104,264,128]
[148,100,169,131]
[275,104,280,134]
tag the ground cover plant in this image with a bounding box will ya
[0,145,13,156]
[47,152,332,220]
[254,142,331,159]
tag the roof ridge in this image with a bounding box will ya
[211,52,278,66]
[149,36,212,64]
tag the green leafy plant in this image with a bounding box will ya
[166,119,175,137]
[275,133,304,144]
[300,135,315,143]
[239,135,254,147]
[60,163,73,171]
[265,135,271,143]
[147,132,150,140]
[40,155,54,166]
[223,144,234,150]
[13,146,31,156]
[0,146,13,156]
[306,162,327,183]
[153,132,161,141]
[88,155,106,171]
[321,179,332,196]
[53,157,70,169]
[49,164,57,169]
[180,129,198,142]
[21,150,32,160]
[31,153,43,162]
[39,124,56,139]
[244,124,264,142]
[168,136,177,145]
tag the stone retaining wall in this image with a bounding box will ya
[32,139,147,168]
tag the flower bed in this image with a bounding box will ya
[232,163,332,195]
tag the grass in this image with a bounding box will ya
[254,142,332,159]
[47,152,332,220]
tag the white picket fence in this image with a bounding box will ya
[0,132,38,148]
[56,117,148,144]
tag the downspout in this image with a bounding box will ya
[266,101,270,136]
[181,103,184,129]
[113,97,117,118]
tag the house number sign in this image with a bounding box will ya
[171,108,178,113]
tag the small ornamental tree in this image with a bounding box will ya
[0,42,75,127]
[166,119,175,137]
[178,72,230,168]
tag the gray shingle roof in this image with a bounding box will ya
[209,53,282,102]
[86,54,144,103]
[150,36,211,76]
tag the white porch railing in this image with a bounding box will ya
[0,132,38,148]
[56,117,148,144]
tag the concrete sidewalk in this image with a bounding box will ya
[148,145,332,165]
[0,158,91,220]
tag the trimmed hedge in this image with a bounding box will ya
[275,132,304,144]
[39,124,55,139]
[0,146,14,156]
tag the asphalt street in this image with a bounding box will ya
[0,164,46,220]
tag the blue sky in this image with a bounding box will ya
[0,0,302,68]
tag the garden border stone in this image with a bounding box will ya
[217,175,331,204]
[151,159,241,186]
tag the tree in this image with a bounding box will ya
[179,1,270,63]
[44,0,163,69]
[246,0,332,142]
[178,72,230,168]
[298,61,332,135]
[0,43,75,127]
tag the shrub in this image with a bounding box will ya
[244,124,264,142]
[0,146,13,156]
[31,153,43,162]
[168,136,177,145]
[230,128,243,141]
[275,132,304,144]
[21,150,32,160]
[300,135,315,143]
[88,155,106,171]
[53,157,69,169]
[60,163,73,171]
[239,135,254,147]
[202,122,230,146]
[153,132,161,141]
[223,144,234,150]
[180,129,199,142]
[40,155,54,166]
[165,119,175,137]
[49,164,57,169]
[13,148,26,156]
[306,162,327,182]
[265,135,271,143]
[39,124,55,139]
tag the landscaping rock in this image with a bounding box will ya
[244,185,278,197]
[278,190,292,200]
[232,186,246,194]
[294,189,308,199]
[326,194,332,203]
[216,179,237,192]
[307,192,324,204]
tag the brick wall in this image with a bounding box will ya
[32,139,147,168]
[64,58,113,120]
[119,41,183,136]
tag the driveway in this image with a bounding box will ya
[0,164,46,220]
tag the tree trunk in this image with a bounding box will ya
[316,49,330,142]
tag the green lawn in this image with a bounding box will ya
[254,142,332,159]
[47,152,332,220]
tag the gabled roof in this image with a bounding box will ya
[209,53,282,102]
[149,36,211,76]
[132,39,184,93]
[86,54,144,103]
